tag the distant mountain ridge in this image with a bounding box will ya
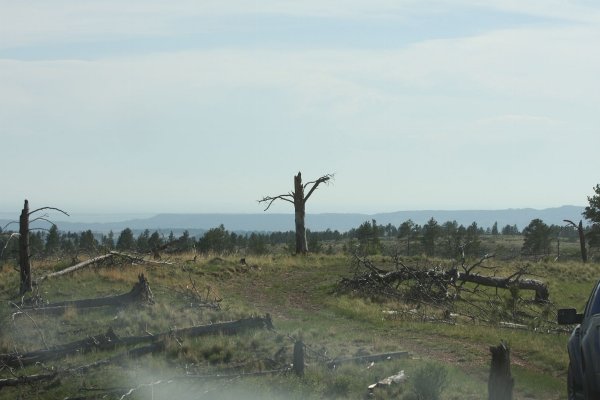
[0,206,586,234]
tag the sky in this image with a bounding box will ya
[1,0,599,216]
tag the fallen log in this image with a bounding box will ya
[37,253,114,281]
[37,251,173,282]
[454,270,549,302]
[15,274,154,314]
[0,315,273,368]
[0,372,58,390]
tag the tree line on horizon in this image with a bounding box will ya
[2,183,600,267]
[0,216,587,263]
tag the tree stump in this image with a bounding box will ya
[293,340,305,377]
[488,342,513,400]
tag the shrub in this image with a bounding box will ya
[411,362,448,400]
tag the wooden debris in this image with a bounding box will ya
[0,315,274,368]
[368,370,406,390]
[37,251,173,282]
[15,274,154,314]
[327,351,409,369]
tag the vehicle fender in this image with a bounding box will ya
[568,325,584,388]
[581,315,600,395]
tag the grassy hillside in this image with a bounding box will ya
[0,248,594,399]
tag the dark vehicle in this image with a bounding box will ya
[558,280,600,400]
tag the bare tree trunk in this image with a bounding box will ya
[578,220,587,263]
[294,172,308,254]
[259,171,332,255]
[19,199,32,294]
[564,220,588,263]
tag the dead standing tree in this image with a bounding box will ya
[564,219,587,263]
[259,172,333,254]
[17,199,69,294]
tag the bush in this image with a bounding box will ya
[411,362,448,400]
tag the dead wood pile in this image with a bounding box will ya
[339,254,549,302]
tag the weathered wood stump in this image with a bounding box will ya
[293,340,305,377]
[489,342,514,400]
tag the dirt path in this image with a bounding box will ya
[223,262,563,400]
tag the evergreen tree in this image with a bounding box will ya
[248,232,268,255]
[45,224,60,255]
[491,222,499,235]
[355,219,382,255]
[421,217,441,256]
[136,229,151,253]
[198,225,232,254]
[148,231,163,252]
[522,219,552,255]
[398,219,416,256]
[102,231,115,250]
[116,228,135,251]
[79,230,97,253]
[584,184,600,248]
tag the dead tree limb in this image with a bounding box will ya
[0,372,58,390]
[37,253,114,281]
[37,251,173,282]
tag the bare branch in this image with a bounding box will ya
[28,206,69,217]
[303,173,334,202]
[257,193,294,211]
[0,232,20,259]
[10,302,49,349]
[2,221,18,231]
[563,219,577,228]
[28,216,56,227]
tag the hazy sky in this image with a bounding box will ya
[2,0,599,215]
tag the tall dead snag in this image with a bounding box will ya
[17,199,69,294]
[564,219,587,263]
[259,172,333,254]
[488,342,513,400]
[19,200,31,294]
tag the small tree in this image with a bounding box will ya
[398,219,416,256]
[198,225,233,254]
[116,228,135,251]
[422,217,441,256]
[355,220,382,255]
[45,224,60,256]
[259,171,333,254]
[491,221,499,235]
[584,184,600,253]
[522,219,552,256]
